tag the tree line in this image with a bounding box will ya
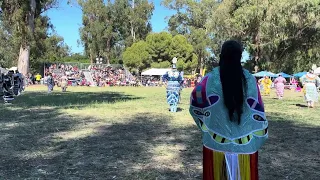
[0,0,320,75]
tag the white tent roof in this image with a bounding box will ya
[0,67,8,74]
[141,68,171,76]
[8,67,18,71]
[314,67,320,75]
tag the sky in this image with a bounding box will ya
[46,0,175,54]
[46,0,249,60]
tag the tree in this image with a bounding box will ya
[78,0,154,65]
[0,24,16,68]
[60,53,89,63]
[207,0,320,73]
[162,0,216,74]
[0,0,59,75]
[169,34,197,72]
[123,40,151,71]
[146,32,172,63]
[124,0,154,46]
[39,34,71,62]
[78,0,112,64]
[123,32,196,73]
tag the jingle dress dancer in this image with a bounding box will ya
[300,70,320,108]
[13,70,24,96]
[274,75,286,99]
[162,57,184,112]
[47,73,55,93]
[190,40,268,180]
[261,76,272,96]
[60,74,68,92]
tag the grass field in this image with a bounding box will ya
[0,85,319,180]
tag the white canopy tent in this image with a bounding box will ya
[8,67,18,71]
[141,68,171,76]
[0,67,8,74]
[314,67,320,75]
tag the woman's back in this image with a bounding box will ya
[190,67,267,154]
[189,40,268,180]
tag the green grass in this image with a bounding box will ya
[0,85,319,179]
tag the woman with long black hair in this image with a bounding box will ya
[190,40,268,180]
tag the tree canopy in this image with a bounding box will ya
[0,0,71,74]
[207,0,320,73]
[123,32,197,73]
[162,0,216,74]
[78,0,154,65]
[0,0,61,75]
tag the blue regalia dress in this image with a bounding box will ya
[162,64,184,112]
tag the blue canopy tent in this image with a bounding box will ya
[276,72,292,78]
[293,72,307,78]
[253,71,277,77]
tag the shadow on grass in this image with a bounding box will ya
[0,109,201,179]
[0,102,319,179]
[0,107,89,178]
[295,103,308,108]
[260,114,320,180]
[13,91,143,108]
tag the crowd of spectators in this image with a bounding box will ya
[25,63,138,87]
[87,65,137,87]
[25,63,202,88]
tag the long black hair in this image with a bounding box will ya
[219,40,247,124]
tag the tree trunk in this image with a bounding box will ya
[253,31,261,72]
[18,0,36,75]
[200,57,204,75]
[199,51,204,75]
[90,48,93,65]
[105,39,111,65]
[131,25,135,41]
[18,45,30,76]
[105,51,110,65]
[131,0,136,42]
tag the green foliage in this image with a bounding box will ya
[162,0,216,73]
[151,61,171,69]
[170,35,196,72]
[207,0,320,73]
[60,53,89,63]
[37,34,70,62]
[170,35,193,61]
[78,0,154,64]
[0,0,68,73]
[0,25,17,68]
[29,33,71,73]
[123,40,151,71]
[146,32,172,63]
[123,32,195,73]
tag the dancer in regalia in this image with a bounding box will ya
[3,70,15,104]
[60,73,68,92]
[273,74,287,99]
[0,70,4,98]
[13,70,24,96]
[162,57,184,112]
[190,40,268,180]
[47,73,55,93]
[261,76,272,96]
[300,70,320,108]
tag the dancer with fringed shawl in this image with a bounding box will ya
[13,70,24,96]
[2,70,15,104]
[300,70,320,108]
[162,57,184,112]
[190,41,268,180]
